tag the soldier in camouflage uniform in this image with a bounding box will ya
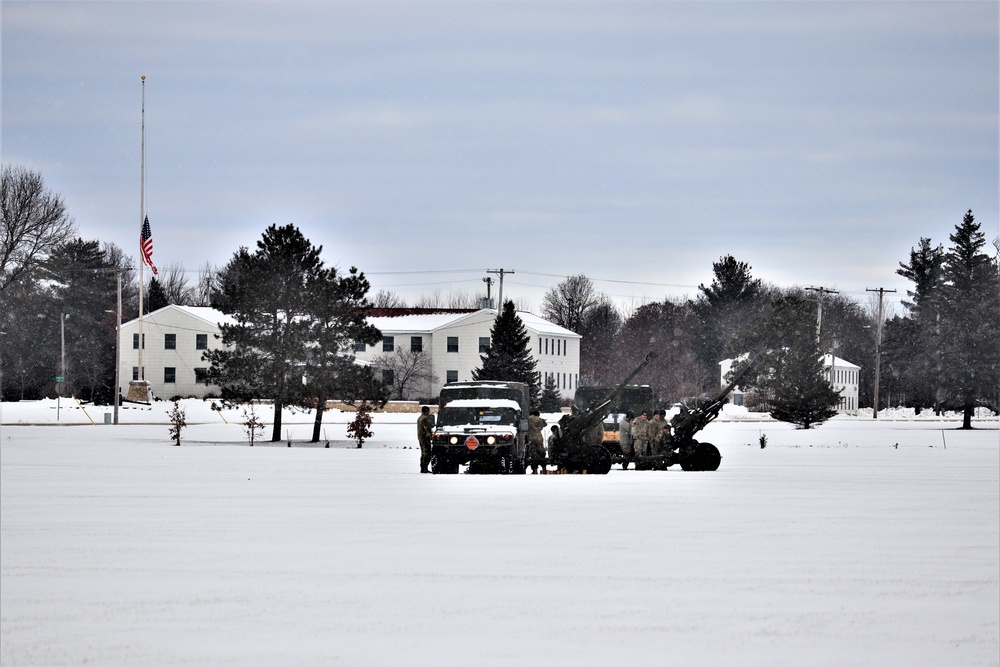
[619,411,634,469]
[632,411,651,457]
[526,410,547,474]
[649,410,665,455]
[417,405,434,473]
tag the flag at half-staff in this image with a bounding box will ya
[140,215,158,275]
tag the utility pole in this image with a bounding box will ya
[58,313,66,422]
[866,287,896,419]
[486,269,514,311]
[805,286,839,342]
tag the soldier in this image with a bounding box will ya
[619,411,634,469]
[649,410,665,455]
[526,409,547,474]
[632,411,651,457]
[417,405,434,473]
[547,424,561,465]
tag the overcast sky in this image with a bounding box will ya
[3,1,997,313]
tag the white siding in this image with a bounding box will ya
[356,309,581,400]
[118,306,229,399]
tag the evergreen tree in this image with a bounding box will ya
[304,264,385,442]
[732,294,840,429]
[691,255,766,391]
[937,211,1000,428]
[146,277,169,313]
[473,300,540,405]
[885,237,946,410]
[539,374,562,412]
[206,224,323,441]
[44,238,120,403]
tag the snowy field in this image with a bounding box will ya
[2,399,998,667]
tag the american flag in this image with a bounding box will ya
[140,216,158,275]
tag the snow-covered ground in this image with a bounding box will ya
[2,399,998,666]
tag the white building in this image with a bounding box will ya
[823,354,861,413]
[355,308,581,400]
[719,354,862,413]
[119,305,233,400]
[118,305,579,403]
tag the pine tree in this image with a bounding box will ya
[539,374,562,412]
[473,300,540,405]
[206,224,323,441]
[938,211,1000,428]
[146,277,168,313]
[732,294,840,429]
[304,264,385,442]
[886,237,946,410]
[691,255,766,391]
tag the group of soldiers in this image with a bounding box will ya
[415,405,673,474]
[416,405,555,474]
[618,409,672,461]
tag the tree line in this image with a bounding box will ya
[3,164,998,429]
[537,213,999,429]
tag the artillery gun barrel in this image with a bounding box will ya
[561,351,657,441]
[670,353,763,442]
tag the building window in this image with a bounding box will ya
[411,336,423,353]
[382,336,394,352]
[447,370,458,383]
[164,333,176,350]
[544,338,549,355]
[194,368,209,384]
[479,337,490,353]
[382,369,394,385]
[132,367,143,381]
[354,340,366,352]
[164,367,176,383]
[196,334,208,350]
[447,336,459,353]
[132,333,144,349]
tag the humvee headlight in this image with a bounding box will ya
[449,435,459,445]
[486,435,497,445]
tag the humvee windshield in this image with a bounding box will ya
[438,407,519,427]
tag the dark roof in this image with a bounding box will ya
[367,308,478,318]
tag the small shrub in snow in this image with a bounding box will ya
[167,400,187,446]
[242,406,265,447]
[347,404,374,449]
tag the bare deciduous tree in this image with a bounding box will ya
[372,348,438,400]
[1,165,77,293]
[541,274,600,332]
[156,262,195,305]
[371,289,407,309]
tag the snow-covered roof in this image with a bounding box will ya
[368,308,579,338]
[121,304,236,328]
[440,398,522,411]
[822,354,860,370]
[720,353,860,370]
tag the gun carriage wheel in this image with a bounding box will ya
[679,441,722,472]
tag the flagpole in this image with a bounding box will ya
[128,75,150,403]
[138,75,145,377]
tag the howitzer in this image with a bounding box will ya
[635,352,765,472]
[551,351,657,474]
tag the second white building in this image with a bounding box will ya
[354,308,581,401]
